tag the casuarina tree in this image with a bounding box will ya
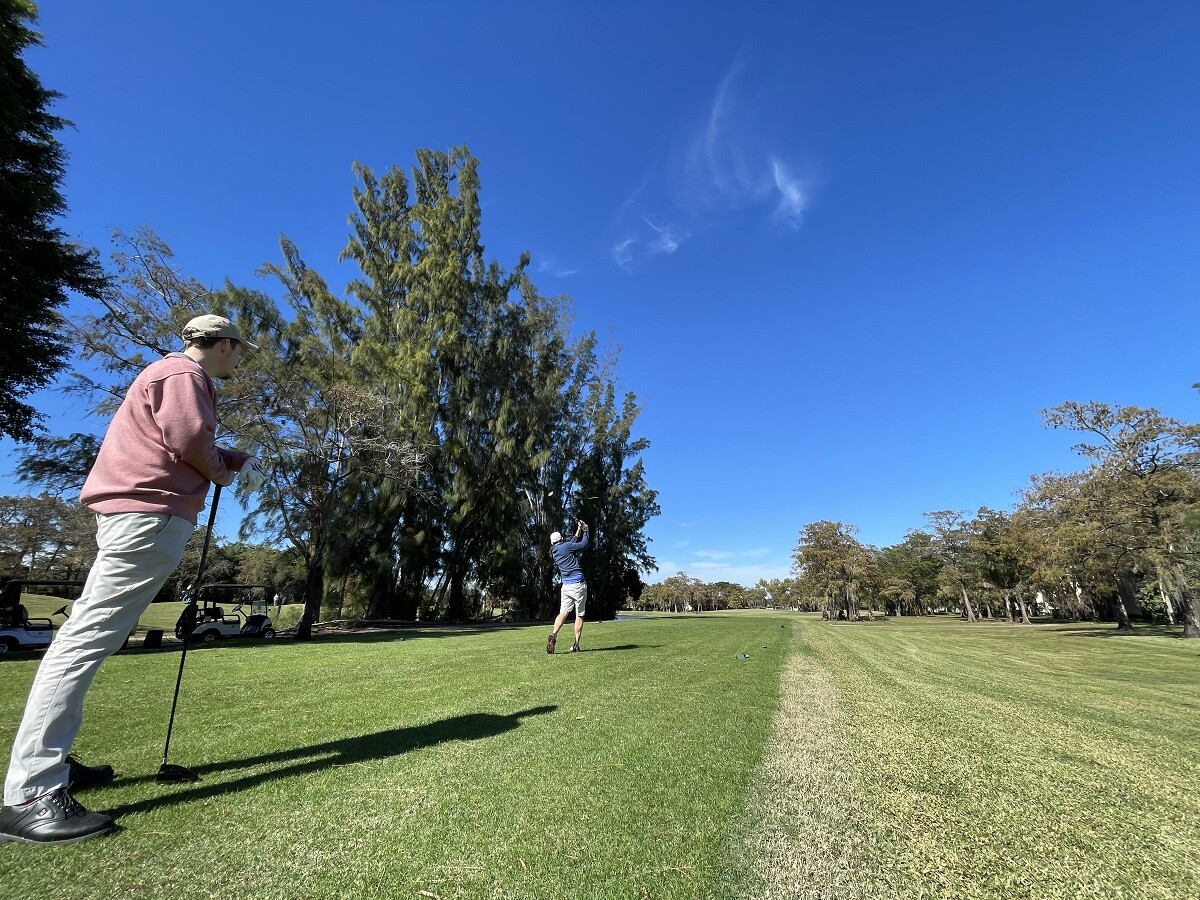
[0,0,107,440]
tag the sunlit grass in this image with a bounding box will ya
[733,617,1200,899]
[3,611,1198,898]
[0,615,790,899]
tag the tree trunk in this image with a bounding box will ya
[1172,565,1199,639]
[364,562,397,619]
[1158,580,1177,626]
[961,586,977,622]
[447,563,466,622]
[1016,593,1032,625]
[1114,575,1136,632]
[1180,597,1200,638]
[295,552,325,641]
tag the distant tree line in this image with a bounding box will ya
[0,491,308,607]
[789,401,1200,638]
[632,399,1200,640]
[4,148,660,633]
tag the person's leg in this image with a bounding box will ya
[567,584,586,650]
[548,586,573,653]
[551,608,571,638]
[4,514,193,805]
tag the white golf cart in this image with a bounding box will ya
[0,578,81,654]
[175,583,277,643]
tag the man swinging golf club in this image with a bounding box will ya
[0,314,265,845]
[547,519,589,654]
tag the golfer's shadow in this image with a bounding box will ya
[577,644,645,653]
[105,705,556,818]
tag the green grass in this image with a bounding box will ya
[730,617,1200,900]
[2,613,1198,898]
[0,615,790,899]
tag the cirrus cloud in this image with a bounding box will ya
[610,51,812,272]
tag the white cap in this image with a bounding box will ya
[550,531,563,544]
[182,314,260,350]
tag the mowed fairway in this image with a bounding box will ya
[731,617,1200,900]
[1,614,1199,899]
[0,616,790,899]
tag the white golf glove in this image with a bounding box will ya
[241,457,267,492]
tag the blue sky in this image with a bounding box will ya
[5,1,1200,586]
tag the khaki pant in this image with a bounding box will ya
[4,513,193,805]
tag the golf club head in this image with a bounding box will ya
[156,763,200,784]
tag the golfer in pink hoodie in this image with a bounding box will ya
[0,314,262,845]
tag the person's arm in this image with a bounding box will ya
[151,372,236,485]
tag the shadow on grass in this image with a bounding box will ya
[304,625,539,647]
[564,644,648,653]
[103,705,556,818]
[1055,624,1184,639]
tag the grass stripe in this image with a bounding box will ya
[804,618,1200,900]
[728,624,875,899]
[0,616,791,899]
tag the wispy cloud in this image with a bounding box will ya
[610,51,811,271]
[536,256,579,278]
[650,545,791,587]
[644,217,684,255]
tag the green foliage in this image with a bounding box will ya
[786,399,1200,637]
[792,519,872,619]
[874,530,942,615]
[0,492,93,581]
[39,148,658,629]
[1039,401,1200,636]
[14,432,100,497]
[0,0,107,440]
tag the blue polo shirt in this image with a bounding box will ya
[551,531,589,583]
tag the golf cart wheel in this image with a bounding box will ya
[261,629,276,640]
[200,630,219,643]
[0,639,15,655]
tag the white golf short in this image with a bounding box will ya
[559,581,587,616]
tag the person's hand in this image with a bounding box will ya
[241,457,267,492]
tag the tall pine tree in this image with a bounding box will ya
[0,0,106,440]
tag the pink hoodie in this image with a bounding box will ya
[81,353,250,525]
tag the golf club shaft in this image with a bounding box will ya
[161,483,221,766]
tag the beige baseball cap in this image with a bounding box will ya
[181,314,260,350]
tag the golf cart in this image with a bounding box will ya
[0,578,82,654]
[175,583,276,643]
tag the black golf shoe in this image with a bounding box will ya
[0,788,116,845]
[67,756,115,792]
